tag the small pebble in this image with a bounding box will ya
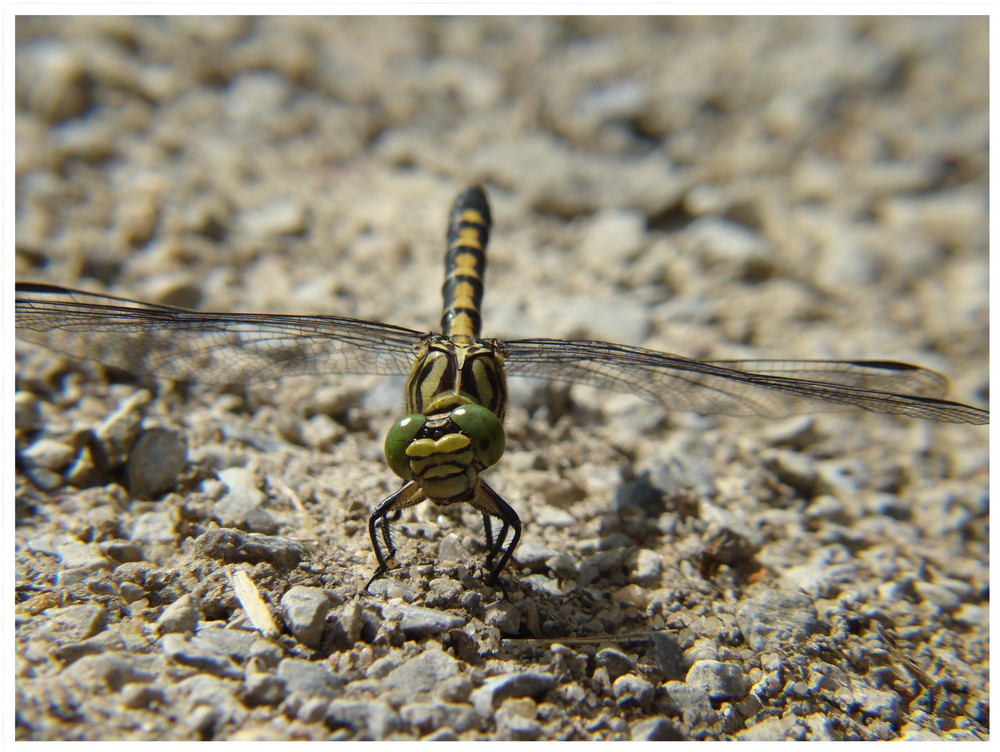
[280,586,331,648]
[685,659,749,701]
[22,437,76,470]
[380,601,465,639]
[612,674,654,709]
[470,671,556,718]
[127,427,186,499]
[214,467,278,534]
[194,528,306,569]
[155,594,199,635]
[736,589,821,652]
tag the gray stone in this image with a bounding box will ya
[470,671,556,717]
[761,415,819,449]
[662,680,717,727]
[495,705,543,740]
[127,427,186,499]
[534,505,575,527]
[913,581,963,611]
[194,626,259,661]
[186,705,223,736]
[631,717,685,740]
[815,459,870,495]
[737,715,803,741]
[595,647,636,681]
[579,206,646,267]
[630,548,663,585]
[736,589,821,652]
[300,413,346,450]
[686,215,762,264]
[94,390,151,468]
[366,653,405,679]
[651,631,687,682]
[22,437,76,469]
[120,683,165,710]
[249,639,283,668]
[483,601,520,634]
[365,577,419,601]
[765,450,817,494]
[24,466,63,491]
[400,701,479,734]
[423,728,460,741]
[382,648,463,702]
[14,391,41,433]
[578,548,626,585]
[425,576,464,608]
[854,684,905,724]
[612,673,655,709]
[522,574,566,597]
[214,467,278,534]
[953,603,987,627]
[130,510,178,544]
[174,673,242,715]
[685,660,749,700]
[54,541,113,574]
[325,699,401,738]
[381,600,465,638]
[277,657,344,699]
[161,633,242,680]
[545,553,577,580]
[51,628,126,664]
[156,594,198,635]
[118,582,147,603]
[513,539,558,570]
[194,528,306,569]
[436,533,472,565]
[296,696,330,724]
[239,196,307,239]
[280,586,331,647]
[60,651,153,691]
[244,669,287,706]
[327,602,365,648]
[98,539,142,563]
[40,603,107,642]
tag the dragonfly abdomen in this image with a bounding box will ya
[441,185,491,342]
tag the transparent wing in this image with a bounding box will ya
[502,338,988,425]
[15,283,425,383]
[17,284,988,425]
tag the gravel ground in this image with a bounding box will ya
[13,16,988,741]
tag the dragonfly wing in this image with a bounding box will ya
[16,283,425,384]
[502,338,988,425]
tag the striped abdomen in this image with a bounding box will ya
[440,185,491,342]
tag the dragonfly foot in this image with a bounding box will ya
[364,566,387,593]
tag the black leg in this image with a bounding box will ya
[470,481,521,585]
[481,511,494,554]
[365,482,423,591]
[486,517,510,570]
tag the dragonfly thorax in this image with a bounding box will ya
[405,335,507,419]
[384,404,506,503]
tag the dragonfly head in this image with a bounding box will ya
[384,404,505,503]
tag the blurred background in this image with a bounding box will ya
[15,17,988,397]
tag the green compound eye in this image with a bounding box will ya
[450,404,505,469]
[384,414,425,479]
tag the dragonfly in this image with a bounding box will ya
[15,186,989,589]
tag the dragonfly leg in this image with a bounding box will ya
[471,481,521,585]
[481,512,494,563]
[365,482,423,591]
[481,512,510,571]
